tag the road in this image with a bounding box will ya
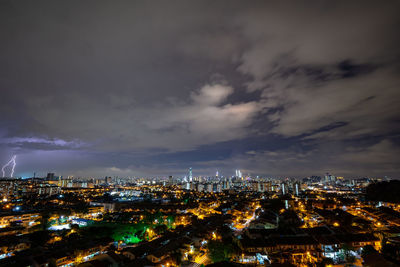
[233,210,257,233]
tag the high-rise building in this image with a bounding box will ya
[105,176,112,184]
[46,173,55,180]
[197,183,204,192]
[189,167,193,182]
[206,183,213,193]
[251,182,258,192]
[223,180,230,190]
[281,182,287,195]
[265,181,272,192]
[324,173,336,183]
[294,182,301,196]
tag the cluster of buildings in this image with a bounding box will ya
[0,170,398,266]
[0,178,60,199]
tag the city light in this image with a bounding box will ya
[0,1,398,266]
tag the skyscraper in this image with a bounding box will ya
[189,167,193,182]
[294,182,301,196]
[281,182,286,195]
[46,173,55,180]
[325,173,336,183]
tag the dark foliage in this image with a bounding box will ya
[207,240,234,263]
[366,181,400,203]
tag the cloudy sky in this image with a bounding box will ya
[1,1,399,179]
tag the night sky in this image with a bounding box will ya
[1,1,399,178]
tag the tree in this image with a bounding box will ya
[366,181,400,203]
[29,230,51,246]
[268,199,285,213]
[154,224,168,235]
[102,192,113,202]
[166,215,175,229]
[317,257,334,267]
[40,211,51,230]
[279,209,303,229]
[339,243,356,265]
[70,223,80,232]
[362,245,377,258]
[208,240,233,263]
[382,242,400,262]
[112,224,142,244]
[171,250,183,266]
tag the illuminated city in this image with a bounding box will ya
[1,1,400,267]
[1,169,400,266]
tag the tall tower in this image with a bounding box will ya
[325,173,330,183]
[281,182,286,195]
[294,182,300,196]
[189,167,193,182]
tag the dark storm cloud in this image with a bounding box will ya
[1,0,399,178]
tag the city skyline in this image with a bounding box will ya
[0,155,386,180]
[1,1,400,178]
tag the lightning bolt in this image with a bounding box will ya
[2,155,17,178]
